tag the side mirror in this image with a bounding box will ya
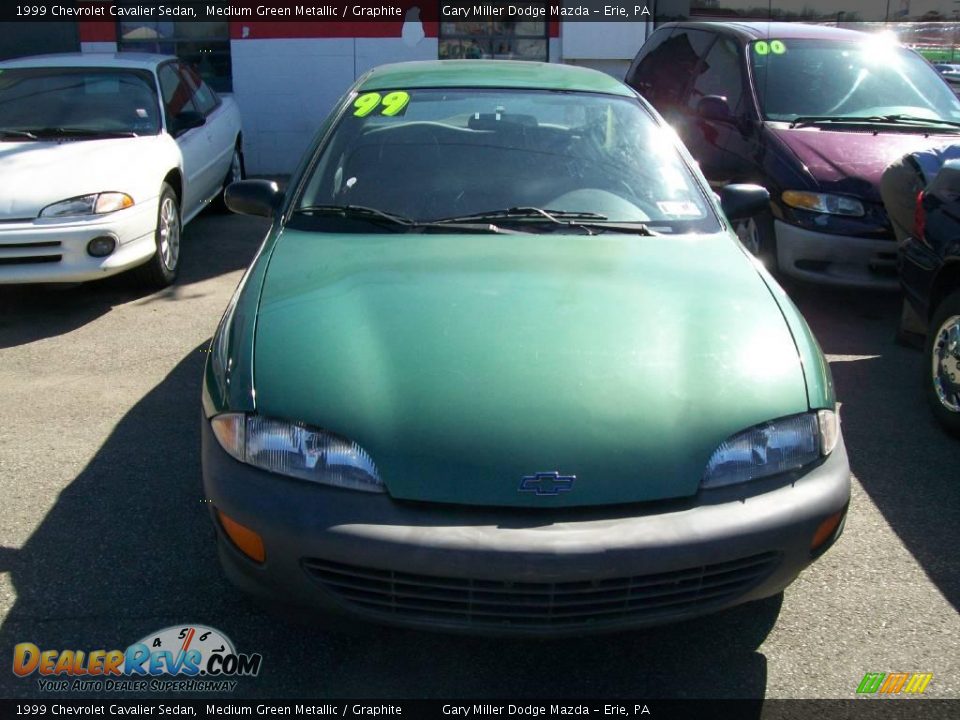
[720,184,770,221]
[170,110,205,136]
[697,95,732,123]
[224,179,283,217]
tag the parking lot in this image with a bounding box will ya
[0,208,957,700]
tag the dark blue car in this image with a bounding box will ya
[900,161,960,437]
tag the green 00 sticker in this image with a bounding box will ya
[755,40,787,55]
[353,91,411,117]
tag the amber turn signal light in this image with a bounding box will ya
[218,510,265,563]
[811,510,844,553]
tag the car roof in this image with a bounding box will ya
[0,52,174,71]
[358,60,634,97]
[659,21,874,43]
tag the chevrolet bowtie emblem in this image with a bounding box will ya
[518,471,576,496]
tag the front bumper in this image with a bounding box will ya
[201,420,851,636]
[775,220,899,289]
[0,200,158,283]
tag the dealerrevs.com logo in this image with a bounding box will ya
[13,625,262,693]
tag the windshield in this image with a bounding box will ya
[750,38,960,123]
[0,67,161,137]
[295,88,720,233]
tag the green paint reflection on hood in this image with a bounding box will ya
[253,229,809,507]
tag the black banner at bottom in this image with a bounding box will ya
[0,700,958,720]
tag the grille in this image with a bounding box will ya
[302,552,780,629]
[0,255,61,265]
[0,241,62,265]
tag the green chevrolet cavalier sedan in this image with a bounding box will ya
[201,60,850,635]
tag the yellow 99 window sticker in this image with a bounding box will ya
[353,91,411,118]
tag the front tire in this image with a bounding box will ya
[924,289,960,437]
[134,183,180,288]
[215,143,245,211]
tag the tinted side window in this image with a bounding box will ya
[181,63,219,116]
[158,63,197,120]
[686,36,745,114]
[632,28,715,112]
[626,27,673,92]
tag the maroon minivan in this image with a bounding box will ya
[626,22,960,289]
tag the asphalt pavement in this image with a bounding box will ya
[0,209,957,701]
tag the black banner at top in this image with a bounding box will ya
[0,699,958,719]
[4,1,960,24]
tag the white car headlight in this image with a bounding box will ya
[782,191,864,217]
[210,413,384,493]
[40,192,134,218]
[701,410,838,489]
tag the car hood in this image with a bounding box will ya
[253,229,810,507]
[0,136,171,219]
[770,126,958,201]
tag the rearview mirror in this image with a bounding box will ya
[697,95,732,123]
[720,184,770,221]
[224,180,283,217]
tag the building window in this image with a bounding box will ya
[439,21,549,61]
[117,21,231,92]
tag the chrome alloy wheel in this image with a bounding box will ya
[931,314,960,413]
[158,196,181,272]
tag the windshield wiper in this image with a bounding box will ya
[876,114,960,129]
[432,207,608,224]
[432,207,657,235]
[293,204,524,234]
[0,129,39,140]
[573,221,658,236]
[789,114,960,130]
[295,204,417,227]
[26,127,139,139]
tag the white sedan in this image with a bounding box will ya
[0,53,243,287]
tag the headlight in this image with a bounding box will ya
[701,410,838,489]
[210,413,384,493]
[40,192,134,218]
[782,191,864,217]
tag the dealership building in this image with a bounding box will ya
[2,0,959,173]
[1,3,661,174]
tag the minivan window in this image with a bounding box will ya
[634,29,715,111]
[751,38,960,122]
[687,36,744,114]
[626,27,672,90]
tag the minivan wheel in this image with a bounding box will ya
[925,289,960,437]
[734,212,777,268]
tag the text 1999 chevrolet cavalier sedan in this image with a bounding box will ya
[202,61,850,635]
